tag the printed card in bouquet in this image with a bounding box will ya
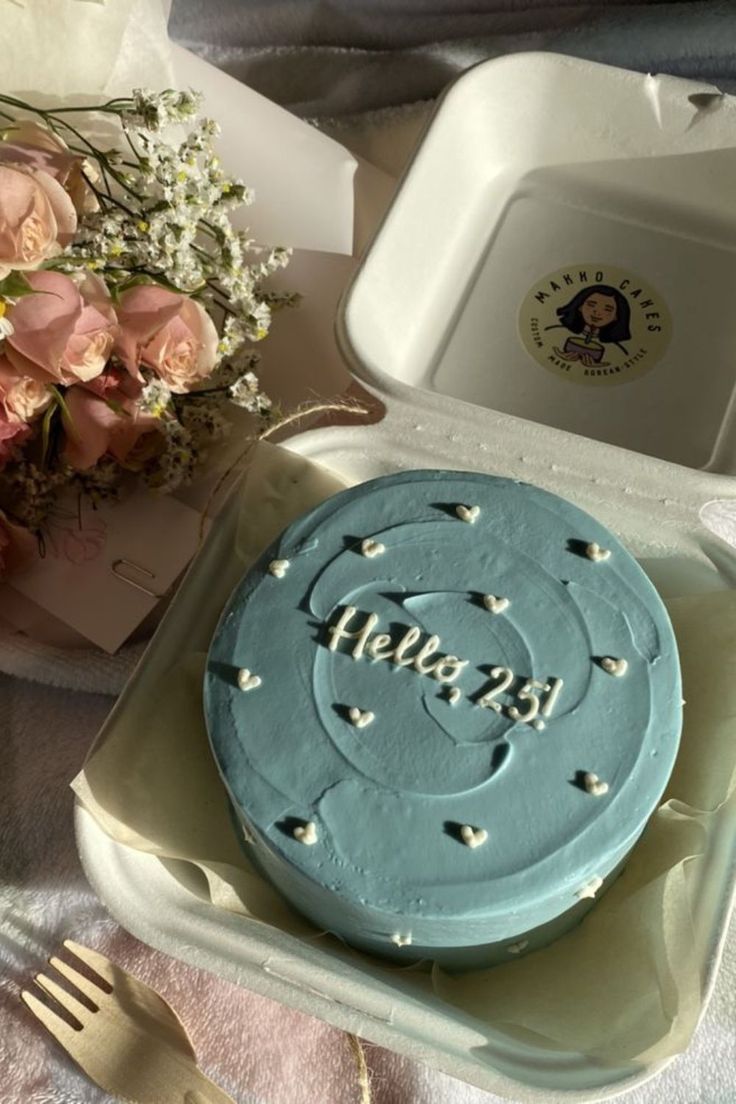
[9,489,207,653]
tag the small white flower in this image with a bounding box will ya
[229,371,271,414]
[139,378,172,417]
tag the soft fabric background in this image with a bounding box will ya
[169,0,736,117]
[2,1,736,1102]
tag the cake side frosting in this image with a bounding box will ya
[204,470,682,962]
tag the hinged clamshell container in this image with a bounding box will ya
[76,53,736,1101]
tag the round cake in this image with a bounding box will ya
[204,469,682,968]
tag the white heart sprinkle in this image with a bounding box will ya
[349,707,375,729]
[507,940,529,955]
[293,821,317,845]
[237,668,262,692]
[268,558,290,578]
[583,772,609,797]
[455,504,480,524]
[361,538,385,558]
[577,876,603,900]
[391,932,412,947]
[586,542,611,562]
[460,824,488,849]
[601,656,628,678]
[483,594,510,614]
[447,687,462,705]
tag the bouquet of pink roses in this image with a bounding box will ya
[0,88,294,578]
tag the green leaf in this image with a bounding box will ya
[39,399,58,469]
[49,385,79,440]
[0,272,36,299]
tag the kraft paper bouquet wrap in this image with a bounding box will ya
[73,441,736,1072]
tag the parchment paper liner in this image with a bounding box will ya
[73,442,736,1069]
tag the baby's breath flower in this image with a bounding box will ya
[229,371,272,415]
[121,89,202,132]
[0,462,66,530]
[179,396,231,450]
[142,419,196,494]
[139,378,172,418]
[0,82,296,538]
[72,458,123,508]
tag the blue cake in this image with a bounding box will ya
[204,470,682,967]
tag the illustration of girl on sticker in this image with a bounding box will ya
[545,285,631,367]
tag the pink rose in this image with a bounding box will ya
[0,410,31,469]
[0,508,36,578]
[82,363,143,403]
[0,120,98,215]
[61,385,161,471]
[5,270,118,386]
[115,285,218,393]
[0,354,51,422]
[0,162,77,278]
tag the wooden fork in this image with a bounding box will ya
[21,939,235,1103]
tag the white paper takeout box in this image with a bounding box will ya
[76,54,736,1101]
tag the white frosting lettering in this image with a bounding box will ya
[433,655,469,684]
[541,677,564,716]
[366,633,394,660]
[447,686,462,705]
[509,677,553,723]
[393,626,423,666]
[325,613,564,716]
[412,634,442,674]
[479,669,564,719]
[326,609,468,682]
[509,693,539,724]
[479,666,513,710]
[327,606,379,659]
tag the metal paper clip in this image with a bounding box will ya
[111,558,161,598]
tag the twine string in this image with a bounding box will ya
[346,1032,372,1104]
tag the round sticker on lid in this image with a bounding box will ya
[518,264,671,385]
